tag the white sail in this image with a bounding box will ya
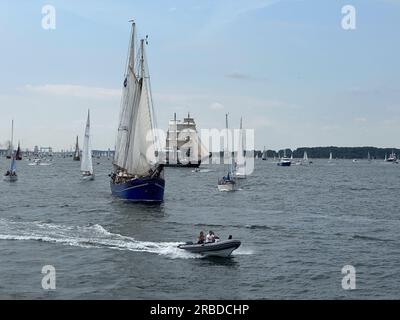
[329,152,333,160]
[113,24,138,170]
[303,151,308,161]
[113,23,158,177]
[81,110,93,174]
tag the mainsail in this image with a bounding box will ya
[113,23,158,177]
[81,110,93,174]
[303,151,308,161]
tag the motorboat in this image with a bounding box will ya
[277,157,291,166]
[177,239,241,257]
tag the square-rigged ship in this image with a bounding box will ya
[164,113,203,168]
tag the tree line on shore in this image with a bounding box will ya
[254,147,399,159]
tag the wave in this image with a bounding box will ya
[352,234,394,242]
[0,219,200,259]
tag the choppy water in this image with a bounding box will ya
[1,157,400,299]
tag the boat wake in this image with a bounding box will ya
[0,219,200,259]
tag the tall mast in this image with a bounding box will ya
[128,20,135,75]
[140,38,145,79]
[11,120,14,154]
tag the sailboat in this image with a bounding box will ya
[367,152,371,162]
[218,114,236,191]
[81,109,94,180]
[73,136,80,161]
[3,120,18,182]
[110,21,165,202]
[15,142,22,160]
[234,117,246,179]
[328,152,333,162]
[262,146,267,160]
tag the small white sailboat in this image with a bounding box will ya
[234,117,246,179]
[81,109,94,180]
[3,120,18,182]
[329,152,333,162]
[218,114,237,191]
[367,152,371,162]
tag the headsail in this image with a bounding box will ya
[10,157,17,172]
[81,109,93,174]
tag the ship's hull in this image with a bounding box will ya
[110,176,165,202]
[277,161,291,167]
[178,240,241,257]
[164,161,201,168]
[217,180,236,192]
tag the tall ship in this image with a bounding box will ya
[110,21,165,202]
[164,113,202,168]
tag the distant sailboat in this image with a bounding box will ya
[3,120,18,182]
[73,136,80,161]
[15,142,22,160]
[329,152,333,162]
[234,117,246,179]
[81,110,94,180]
[218,114,236,191]
[110,21,165,202]
[262,146,267,160]
[367,152,371,162]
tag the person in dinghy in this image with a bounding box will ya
[178,232,241,257]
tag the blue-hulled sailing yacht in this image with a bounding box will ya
[110,21,165,202]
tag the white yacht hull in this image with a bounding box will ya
[217,182,236,192]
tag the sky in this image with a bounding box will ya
[0,0,399,151]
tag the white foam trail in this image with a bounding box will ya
[0,219,200,259]
[232,247,254,255]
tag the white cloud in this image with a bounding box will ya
[23,84,121,99]
[209,102,224,110]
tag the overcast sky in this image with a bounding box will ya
[0,0,399,151]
